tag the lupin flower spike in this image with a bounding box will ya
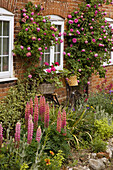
[0,123,3,148]
[34,104,39,129]
[56,111,62,133]
[27,117,33,144]
[30,98,33,116]
[44,103,49,128]
[15,122,21,148]
[36,126,41,143]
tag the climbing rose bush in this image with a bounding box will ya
[64,0,113,86]
[13,2,62,77]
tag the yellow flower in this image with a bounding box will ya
[50,150,54,156]
[111,102,112,104]
[86,105,89,107]
[45,158,51,165]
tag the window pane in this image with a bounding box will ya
[0,21,2,36]
[45,47,50,53]
[45,54,50,64]
[0,38,1,55]
[3,38,9,55]
[54,53,60,64]
[55,44,60,52]
[3,21,9,36]
[58,25,61,32]
[3,56,8,71]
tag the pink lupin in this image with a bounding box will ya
[30,98,33,116]
[34,95,38,107]
[15,122,21,148]
[0,123,3,148]
[39,96,46,121]
[27,116,33,144]
[61,109,66,128]
[34,105,39,129]
[44,103,49,128]
[56,111,62,133]
[36,126,41,143]
[25,102,30,128]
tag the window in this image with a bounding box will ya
[42,15,64,70]
[103,17,113,66]
[0,8,14,79]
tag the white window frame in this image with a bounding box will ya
[0,8,14,79]
[103,17,113,66]
[44,15,64,70]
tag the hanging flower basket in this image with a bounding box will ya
[67,75,78,86]
[38,83,55,94]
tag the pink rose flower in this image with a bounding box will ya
[94,53,98,57]
[51,67,56,71]
[31,12,34,15]
[55,62,59,66]
[27,47,31,51]
[40,52,43,55]
[25,28,28,31]
[37,28,40,32]
[52,34,55,37]
[60,39,63,43]
[30,18,34,21]
[46,69,51,73]
[58,33,62,36]
[72,38,77,43]
[68,15,72,18]
[23,13,26,17]
[86,4,91,7]
[38,47,42,51]
[44,62,49,66]
[74,19,78,23]
[70,28,73,32]
[81,49,85,52]
[44,33,46,35]
[99,38,102,40]
[68,20,73,24]
[92,39,96,43]
[81,28,84,31]
[70,44,73,47]
[79,69,81,72]
[28,74,32,78]
[55,37,58,41]
[87,81,90,85]
[78,24,80,27]
[67,53,71,56]
[63,51,66,55]
[22,8,27,13]
[90,26,93,29]
[43,19,46,23]
[85,40,88,44]
[20,45,24,50]
[45,47,47,50]
[38,38,41,41]
[26,52,31,57]
[32,36,36,41]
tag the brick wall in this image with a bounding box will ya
[0,0,113,102]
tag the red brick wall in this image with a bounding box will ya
[0,0,113,101]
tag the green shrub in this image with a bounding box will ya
[94,118,113,140]
[91,136,107,153]
[0,79,40,134]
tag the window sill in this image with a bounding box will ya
[0,77,18,83]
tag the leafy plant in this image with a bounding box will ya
[91,135,107,153]
[94,118,113,140]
